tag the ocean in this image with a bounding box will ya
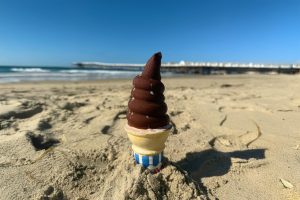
[0,66,148,83]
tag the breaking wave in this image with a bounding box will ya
[11,68,50,73]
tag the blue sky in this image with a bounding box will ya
[0,0,300,66]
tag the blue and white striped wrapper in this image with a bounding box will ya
[133,152,163,171]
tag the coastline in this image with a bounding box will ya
[0,73,297,84]
[0,75,300,199]
[1,64,300,84]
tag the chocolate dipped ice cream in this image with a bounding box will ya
[127,52,170,129]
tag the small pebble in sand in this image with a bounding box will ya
[280,178,294,189]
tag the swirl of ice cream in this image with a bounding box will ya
[127,52,170,129]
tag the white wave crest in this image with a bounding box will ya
[11,68,50,73]
[59,69,138,74]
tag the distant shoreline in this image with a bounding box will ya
[0,65,299,83]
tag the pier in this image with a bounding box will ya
[73,61,300,75]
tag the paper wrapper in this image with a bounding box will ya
[125,124,171,171]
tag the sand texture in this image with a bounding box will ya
[0,75,300,200]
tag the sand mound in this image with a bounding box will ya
[125,164,207,200]
[0,130,207,200]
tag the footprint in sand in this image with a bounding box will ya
[26,131,60,151]
[100,110,127,135]
[210,121,262,152]
[169,110,195,135]
[37,118,52,131]
[0,100,43,120]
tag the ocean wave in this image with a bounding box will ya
[0,72,136,83]
[0,70,176,83]
[11,68,50,73]
[59,69,139,74]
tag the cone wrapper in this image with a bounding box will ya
[125,124,171,170]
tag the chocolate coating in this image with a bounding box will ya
[127,52,170,129]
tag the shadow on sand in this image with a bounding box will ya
[174,148,266,180]
[169,148,265,197]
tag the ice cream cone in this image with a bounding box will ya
[125,52,171,172]
[125,124,171,171]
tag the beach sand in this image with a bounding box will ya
[0,75,300,200]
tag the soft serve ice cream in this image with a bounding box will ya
[125,52,171,172]
[127,52,170,129]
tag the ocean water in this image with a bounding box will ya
[0,66,147,83]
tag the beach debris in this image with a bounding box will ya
[117,113,127,119]
[292,144,299,150]
[280,178,294,189]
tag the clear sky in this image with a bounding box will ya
[0,0,300,66]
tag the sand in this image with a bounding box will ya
[0,75,300,200]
